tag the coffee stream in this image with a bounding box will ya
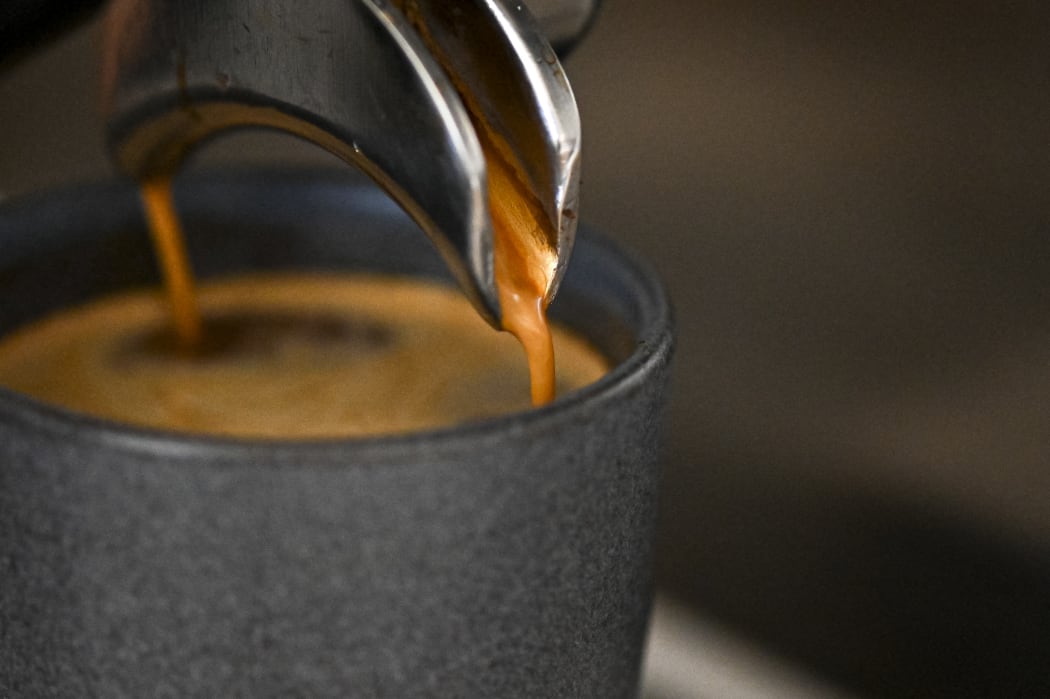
[373,0,561,405]
[140,175,558,406]
[139,176,203,350]
[485,142,559,406]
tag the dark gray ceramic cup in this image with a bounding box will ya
[0,170,673,698]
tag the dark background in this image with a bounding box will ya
[3,2,1050,696]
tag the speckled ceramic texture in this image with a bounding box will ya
[0,171,673,698]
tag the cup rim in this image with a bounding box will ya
[0,169,674,464]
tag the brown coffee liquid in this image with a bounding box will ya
[141,162,561,405]
[0,274,607,438]
[385,1,563,405]
[486,143,558,405]
[140,176,202,350]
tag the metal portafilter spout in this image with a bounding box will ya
[99,0,595,327]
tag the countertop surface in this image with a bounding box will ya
[641,596,857,699]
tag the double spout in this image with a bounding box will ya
[99,0,594,327]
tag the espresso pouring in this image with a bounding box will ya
[0,140,606,437]
[0,0,595,433]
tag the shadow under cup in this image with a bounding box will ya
[0,170,673,697]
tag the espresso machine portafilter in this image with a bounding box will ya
[2,0,599,326]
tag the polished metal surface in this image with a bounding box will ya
[391,0,581,302]
[101,0,589,325]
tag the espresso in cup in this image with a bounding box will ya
[0,273,607,438]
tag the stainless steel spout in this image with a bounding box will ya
[100,0,591,326]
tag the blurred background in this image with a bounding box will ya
[3,1,1050,696]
